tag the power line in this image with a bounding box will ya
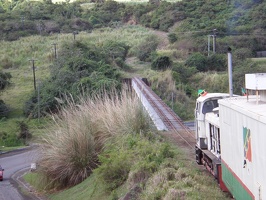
[174,29,266,36]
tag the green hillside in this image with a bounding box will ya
[1,0,266,199]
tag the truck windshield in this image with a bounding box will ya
[202,100,218,114]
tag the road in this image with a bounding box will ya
[0,147,39,200]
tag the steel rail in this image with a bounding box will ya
[133,77,195,149]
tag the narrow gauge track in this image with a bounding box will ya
[132,77,195,149]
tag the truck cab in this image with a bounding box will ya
[195,93,230,157]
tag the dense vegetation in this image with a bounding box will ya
[1,0,266,50]
[1,0,266,198]
[24,40,125,117]
[0,71,11,117]
[1,0,265,119]
[24,89,229,199]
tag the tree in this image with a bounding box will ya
[0,71,11,118]
[185,53,207,72]
[24,41,122,118]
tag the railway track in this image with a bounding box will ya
[132,77,195,149]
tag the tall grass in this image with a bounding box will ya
[37,88,153,189]
[0,26,153,116]
[0,25,154,138]
[190,72,228,93]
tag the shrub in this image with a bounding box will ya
[206,54,226,71]
[95,133,177,192]
[17,121,32,144]
[96,150,132,190]
[172,62,198,83]
[114,57,129,70]
[234,48,253,61]
[167,33,177,44]
[102,40,129,61]
[0,131,24,147]
[135,35,159,62]
[189,72,229,94]
[151,56,171,70]
[0,71,12,90]
[0,100,9,118]
[36,89,153,189]
[0,56,13,69]
[185,52,207,72]
[24,41,122,118]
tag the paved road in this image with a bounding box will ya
[0,147,39,200]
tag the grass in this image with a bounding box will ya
[52,0,182,3]
[190,72,229,93]
[24,133,230,200]
[48,174,109,200]
[251,57,266,62]
[25,173,116,200]
[0,25,232,199]
[0,35,56,117]
[0,25,155,138]
[21,86,228,198]
[0,145,26,152]
[34,88,153,189]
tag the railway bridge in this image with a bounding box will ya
[131,77,195,149]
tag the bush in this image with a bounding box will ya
[102,40,129,61]
[96,150,132,190]
[0,71,12,90]
[206,54,226,71]
[24,41,122,118]
[167,33,177,44]
[17,121,32,144]
[135,35,159,62]
[185,52,207,72]
[0,56,13,69]
[95,134,177,192]
[114,57,129,70]
[234,48,253,61]
[172,62,198,83]
[0,100,9,118]
[36,89,154,189]
[151,56,171,70]
[0,131,23,147]
[189,72,229,94]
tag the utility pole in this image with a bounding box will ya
[37,81,40,121]
[208,35,211,56]
[73,31,78,40]
[51,43,57,59]
[207,29,217,56]
[29,59,37,91]
[213,29,217,54]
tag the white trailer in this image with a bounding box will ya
[219,73,266,200]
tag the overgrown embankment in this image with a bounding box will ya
[23,89,230,200]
